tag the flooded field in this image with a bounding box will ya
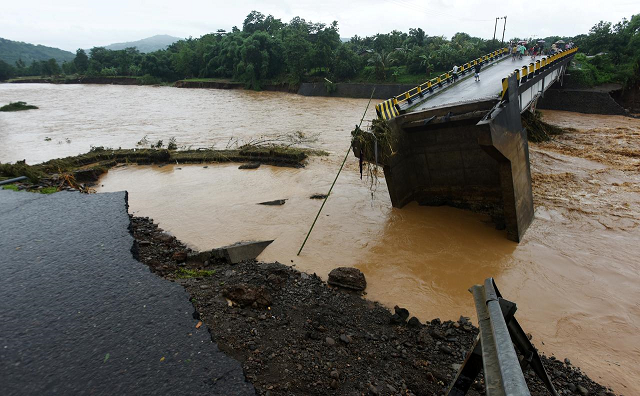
[1,84,638,393]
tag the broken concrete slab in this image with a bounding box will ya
[188,240,274,265]
[258,199,286,206]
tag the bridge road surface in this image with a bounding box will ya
[412,56,538,111]
[0,190,254,396]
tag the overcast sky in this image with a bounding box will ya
[1,0,637,51]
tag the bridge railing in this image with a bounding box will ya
[375,47,510,121]
[500,47,578,101]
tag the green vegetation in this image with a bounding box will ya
[1,183,57,194]
[1,11,505,86]
[3,12,636,90]
[175,268,215,278]
[0,37,74,67]
[40,186,58,194]
[571,15,640,88]
[0,101,39,112]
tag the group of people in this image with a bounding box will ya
[510,41,575,61]
[511,43,542,60]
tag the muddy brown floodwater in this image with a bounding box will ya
[1,84,638,393]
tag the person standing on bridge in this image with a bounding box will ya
[474,62,481,82]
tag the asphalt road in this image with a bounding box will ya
[412,55,538,111]
[0,190,254,395]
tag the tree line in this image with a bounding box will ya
[0,11,638,89]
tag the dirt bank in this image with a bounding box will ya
[9,76,141,85]
[128,215,616,396]
[0,146,314,192]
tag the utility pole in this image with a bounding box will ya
[493,17,499,42]
[501,16,507,46]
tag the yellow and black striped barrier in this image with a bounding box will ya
[500,47,578,100]
[375,98,400,121]
[375,47,511,120]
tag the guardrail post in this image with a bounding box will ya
[446,278,559,396]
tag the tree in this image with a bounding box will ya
[331,46,361,80]
[74,49,89,73]
[367,50,395,80]
[282,31,312,83]
[0,60,15,81]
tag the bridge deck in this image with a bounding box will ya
[411,56,537,111]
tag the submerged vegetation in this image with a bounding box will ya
[522,111,570,143]
[0,101,38,112]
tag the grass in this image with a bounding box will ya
[40,186,58,194]
[1,184,57,194]
[0,101,38,112]
[175,268,216,278]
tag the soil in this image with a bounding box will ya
[129,215,618,396]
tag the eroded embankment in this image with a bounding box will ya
[129,215,616,396]
[0,146,313,193]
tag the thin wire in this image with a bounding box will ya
[296,89,376,256]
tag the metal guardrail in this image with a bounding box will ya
[0,176,28,186]
[500,47,578,101]
[376,48,510,120]
[447,278,558,396]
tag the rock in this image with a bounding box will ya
[439,345,453,355]
[390,314,405,325]
[407,317,421,328]
[325,337,336,346]
[155,233,173,243]
[564,358,571,365]
[239,162,261,169]
[568,383,577,392]
[451,363,462,372]
[327,267,366,291]
[368,383,379,395]
[172,251,187,262]
[258,199,287,206]
[394,306,410,321]
[222,284,272,307]
[138,240,151,247]
[310,194,327,199]
[577,385,589,395]
[330,379,338,389]
[339,334,352,344]
[330,370,339,379]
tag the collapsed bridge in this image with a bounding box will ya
[355,47,578,241]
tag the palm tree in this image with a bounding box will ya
[419,54,433,77]
[368,50,395,80]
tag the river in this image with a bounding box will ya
[1,83,638,394]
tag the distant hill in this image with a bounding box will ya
[103,35,182,53]
[0,38,75,66]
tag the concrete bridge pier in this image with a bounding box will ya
[371,77,533,242]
